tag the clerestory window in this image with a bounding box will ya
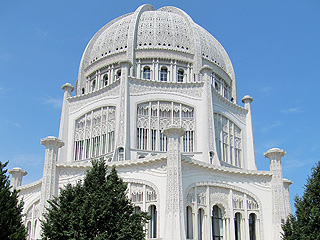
[118,147,124,161]
[91,80,96,92]
[213,74,232,100]
[103,74,108,86]
[177,69,184,82]
[143,66,151,80]
[116,69,121,79]
[160,67,168,82]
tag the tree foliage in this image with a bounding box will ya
[41,159,149,240]
[282,161,320,240]
[0,161,27,240]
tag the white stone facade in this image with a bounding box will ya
[10,4,291,240]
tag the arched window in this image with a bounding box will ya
[74,106,116,161]
[249,213,256,240]
[33,220,39,239]
[134,206,141,213]
[186,206,193,239]
[27,221,31,240]
[214,113,242,167]
[82,88,85,94]
[137,101,194,152]
[118,147,124,161]
[149,205,157,238]
[143,66,151,80]
[235,212,241,240]
[177,69,184,82]
[103,74,108,86]
[116,69,121,79]
[212,205,223,240]
[198,208,204,240]
[91,80,96,92]
[209,151,214,164]
[160,67,168,82]
[215,81,220,92]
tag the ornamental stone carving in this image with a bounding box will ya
[129,78,203,99]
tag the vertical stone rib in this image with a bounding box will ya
[163,127,186,240]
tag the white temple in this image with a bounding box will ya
[10,4,291,240]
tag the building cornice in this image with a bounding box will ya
[17,179,42,191]
[212,85,247,113]
[182,157,272,177]
[68,79,121,102]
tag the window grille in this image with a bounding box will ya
[74,106,116,161]
[136,101,195,152]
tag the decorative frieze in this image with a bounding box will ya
[129,78,203,99]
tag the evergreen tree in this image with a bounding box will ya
[0,161,27,240]
[282,161,320,240]
[41,159,149,240]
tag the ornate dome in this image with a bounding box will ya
[77,4,235,96]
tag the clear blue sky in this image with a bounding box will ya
[1,0,320,213]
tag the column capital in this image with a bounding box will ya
[41,136,64,149]
[200,65,213,74]
[119,60,132,67]
[263,148,286,161]
[8,167,27,176]
[163,126,185,138]
[241,95,253,104]
[9,167,27,189]
[264,148,286,160]
[61,83,74,93]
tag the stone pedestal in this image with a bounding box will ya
[264,148,286,240]
[163,126,186,240]
[9,167,27,189]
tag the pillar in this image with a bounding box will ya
[163,126,186,240]
[241,95,256,170]
[9,167,27,189]
[39,136,64,213]
[58,83,74,163]
[264,148,287,240]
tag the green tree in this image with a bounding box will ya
[41,159,149,240]
[282,161,320,240]
[0,161,27,240]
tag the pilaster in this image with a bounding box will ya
[241,95,256,170]
[39,137,64,214]
[264,148,287,240]
[200,66,219,165]
[117,61,131,160]
[163,126,186,240]
[58,83,74,163]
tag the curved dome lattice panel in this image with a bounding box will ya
[88,15,133,66]
[136,11,192,53]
